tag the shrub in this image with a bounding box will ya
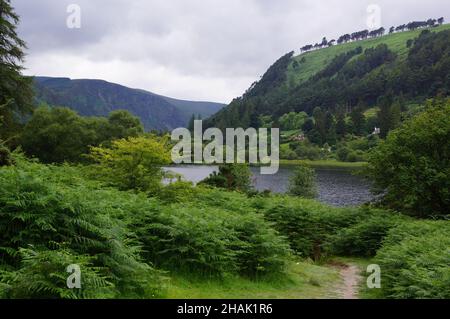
[88,136,171,192]
[288,165,317,199]
[290,142,322,160]
[0,160,164,298]
[366,100,450,217]
[336,147,350,162]
[0,143,13,166]
[155,181,196,203]
[0,247,114,299]
[130,198,291,279]
[199,164,253,193]
[329,209,406,257]
[20,107,144,164]
[257,197,407,260]
[257,197,359,259]
[346,150,366,162]
[373,221,450,299]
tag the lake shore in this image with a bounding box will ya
[278,160,367,170]
[168,160,368,170]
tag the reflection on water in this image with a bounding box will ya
[165,165,373,207]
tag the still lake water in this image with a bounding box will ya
[165,165,374,207]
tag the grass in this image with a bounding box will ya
[278,159,367,169]
[166,260,341,299]
[364,107,379,118]
[287,24,450,87]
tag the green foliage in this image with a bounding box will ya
[21,106,144,163]
[279,112,308,131]
[208,27,450,150]
[89,136,171,192]
[288,165,317,198]
[156,181,196,203]
[256,197,406,260]
[104,110,144,141]
[335,135,379,162]
[0,142,13,166]
[373,221,450,299]
[34,77,224,131]
[366,99,450,217]
[199,164,253,193]
[244,51,294,98]
[350,105,367,135]
[288,141,325,160]
[0,247,115,299]
[0,0,34,140]
[329,210,405,257]
[128,188,291,279]
[0,159,165,298]
[258,198,354,260]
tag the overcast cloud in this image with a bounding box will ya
[12,0,450,103]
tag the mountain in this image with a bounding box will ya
[206,23,450,130]
[33,77,225,131]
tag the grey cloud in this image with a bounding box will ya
[12,0,450,102]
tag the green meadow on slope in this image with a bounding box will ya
[287,23,450,86]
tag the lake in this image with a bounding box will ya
[165,165,374,207]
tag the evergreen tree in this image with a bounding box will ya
[336,112,347,138]
[188,114,196,131]
[302,118,315,133]
[377,94,394,138]
[390,101,402,131]
[325,112,337,145]
[0,0,34,140]
[350,104,366,135]
[312,107,326,144]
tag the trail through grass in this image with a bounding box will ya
[166,260,341,299]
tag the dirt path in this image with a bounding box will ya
[333,263,363,299]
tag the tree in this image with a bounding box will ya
[106,110,143,140]
[288,165,317,198]
[279,112,308,131]
[390,100,402,131]
[199,164,253,193]
[302,118,315,133]
[188,114,196,131]
[313,107,326,143]
[21,107,98,163]
[350,105,366,135]
[366,99,450,217]
[377,94,394,138]
[0,0,34,140]
[0,141,13,166]
[438,17,444,25]
[324,112,337,145]
[89,136,171,192]
[20,106,144,163]
[336,112,347,138]
[377,95,403,138]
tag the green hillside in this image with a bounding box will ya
[34,77,225,131]
[207,24,450,134]
[287,24,450,86]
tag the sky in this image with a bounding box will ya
[12,0,450,103]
